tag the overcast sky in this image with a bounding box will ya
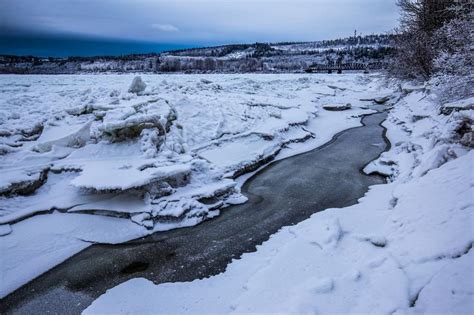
[2,0,399,44]
[1,0,400,56]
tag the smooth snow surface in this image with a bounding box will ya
[0,73,385,297]
[85,83,473,314]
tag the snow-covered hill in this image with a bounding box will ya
[0,35,394,74]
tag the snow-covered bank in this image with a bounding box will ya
[85,85,473,314]
[0,74,390,297]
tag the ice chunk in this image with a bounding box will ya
[128,76,147,94]
[65,104,113,116]
[99,113,164,141]
[151,198,208,219]
[131,213,154,229]
[0,167,48,196]
[33,121,92,153]
[323,103,352,111]
[97,100,175,142]
[68,193,151,214]
[360,94,392,104]
[70,161,191,191]
[198,134,280,175]
[374,96,391,104]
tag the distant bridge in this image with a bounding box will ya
[305,62,376,74]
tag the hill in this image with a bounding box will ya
[0,34,395,74]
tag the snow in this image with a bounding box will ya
[403,250,473,315]
[440,96,474,114]
[198,134,281,174]
[70,160,191,191]
[0,224,11,236]
[85,82,473,314]
[0,167,47,195]
[0,73,382,297]
[33,120,92,153]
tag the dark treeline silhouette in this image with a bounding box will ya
[0,34,395,74]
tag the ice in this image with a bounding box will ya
[70,160,191,191]
[85,83,473,315]
[198,134,281,175]
[33,121,92,153]
[0,212,147,298]
[0,172,105,224]
[0,167,48,196]
[322,103,352,111]
[128,76,147,94]
[0,73,395,297]
[68,193,152,214]
[96,99,175,142]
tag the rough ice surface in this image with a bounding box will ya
[85,81,473,315]
[0,73,383,297]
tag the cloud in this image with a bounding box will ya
[1,0,398,44]
[151,23,179,32]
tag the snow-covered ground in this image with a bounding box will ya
[0,73,392,297]
[85,83,474,314]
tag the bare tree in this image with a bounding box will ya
[398,0,454,34]
[390,0,460,79]
[431,2,474,101]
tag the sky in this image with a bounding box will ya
[0,0,399,57]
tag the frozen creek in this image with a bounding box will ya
[0,110,389,315]
[0,73,393,298]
